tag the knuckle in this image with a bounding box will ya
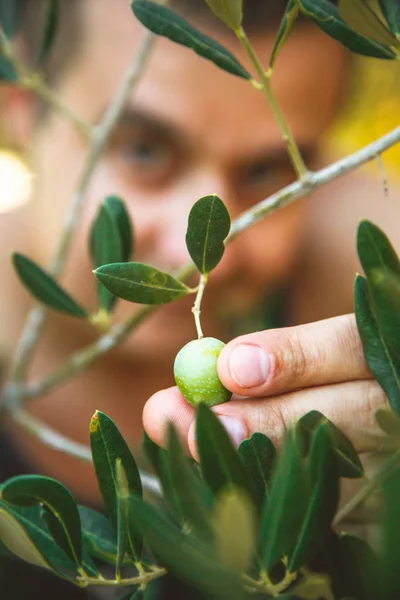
[273,330,310,386]
[256,400,288,447]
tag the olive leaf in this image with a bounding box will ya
[94,262,191,304]
[104,195,134,263]
[79,506,120,565]
[260,428,309,571]
[297,410,364,479]
[269,0,299,69]
[196,404,257,504]
[129,494,245,599]
[338,0,399,47]
[115,460,130,574]
[12,253,88,318]
[90,411,143,563]
[375,407,400,438]
[38,0,59,64]
[355,275,400,415]
[90,201,123,311]
[238,432,276,511]
[1,475,82,568]
[186,195,231,274]
[296,0,396,59]
[289,422,340,571]
[212,487,256,574]
[378,0,400,37]
[357,219,400,278]
[131,0,251,79]
[205,0,243,31]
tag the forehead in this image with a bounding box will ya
[63,0,345,158]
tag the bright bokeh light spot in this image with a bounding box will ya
[0,151,33,213]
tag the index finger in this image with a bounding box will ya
[217,314,371,398]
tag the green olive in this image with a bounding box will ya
[173,337,232,407]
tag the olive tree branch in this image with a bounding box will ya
[5,25,162,388]
[8,123,400,404]
[78,566,167,588]
[0,26,92,138]
[11,407,163,497]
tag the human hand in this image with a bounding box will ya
[143,314,390,458]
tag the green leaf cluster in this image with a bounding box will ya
[1,405,400,598]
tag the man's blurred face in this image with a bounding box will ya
[29,0,346,360]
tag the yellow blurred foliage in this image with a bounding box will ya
[328,55,400,176]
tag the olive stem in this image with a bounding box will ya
[192,274,208,339]
[235,26,308,180]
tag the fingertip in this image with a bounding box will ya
[142,386,195,450]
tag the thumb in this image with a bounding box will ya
[217,314,370,398]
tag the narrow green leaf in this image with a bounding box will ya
[0,0,28,38]
[1,475,82,568]
[338,0,399,47]
[115,460,130,574]
[260,429,308,571]
[130,494,245,599]
[375,407,400,438]
[289,423,340,571]
[94,262,190,304]
[0,500,79,580]
[355,275,400,415]
[382,469,400,597]
[142,432,186,523]
[0,503,54,571]
[0,54,17,81]
[297,410,364,478]
[338,534,381,600]
[357,220,400,278]
[105,195,134,262]
[166,425,213,537]
[212,487,256,574]
[12,253,88,318]
[238,432,276,511]
[367,269,400,363]
[0,501,83,584]
[205,0,243,30]
[90,202,123,311]
[82,550,101,578]
[297,0,396,58]
[131,1,251,79]
[38,0,59,64]
[269,0,299,69]
[196,404,257,504]
[379,0,400,37]
[186,195,231,274]
[320,533,379,600]
[90,411,143,562]
[79,506,120,565]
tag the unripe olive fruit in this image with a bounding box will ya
[174,337,232,407]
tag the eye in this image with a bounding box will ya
[123,138,170,167]
[108,127,182,188]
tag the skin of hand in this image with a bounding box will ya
[143,313,391,458]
